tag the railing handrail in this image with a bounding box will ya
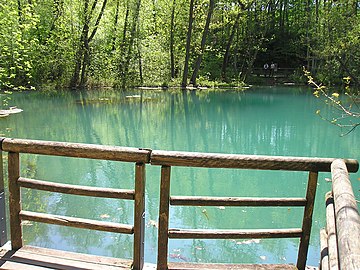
[1,138,358,172]
[151,150,359,172]
[0,138,151,163]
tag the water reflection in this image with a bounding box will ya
[1,87,359,265]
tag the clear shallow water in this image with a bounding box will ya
[0,87,359,266]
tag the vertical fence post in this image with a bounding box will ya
[0,149,7,246]
[8,152,22,250]
[157,165,171,270]
[133,162,146,270]
[297,171,318,270]
[325,192,339,269]
[331,159,360,269]
[320,228,329,270]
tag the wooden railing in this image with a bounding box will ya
[251,67,296,78]
[151,150,359,270]
[1,138,151,270]
[320,159,360,270]
[0,138,359,270]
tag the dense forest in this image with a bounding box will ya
[1,0,360,90]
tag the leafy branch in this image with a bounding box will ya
[304,67,360,136]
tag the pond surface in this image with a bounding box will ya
[0,87,359,266]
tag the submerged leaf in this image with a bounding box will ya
[148,220,158,228]
[201,209,209,220]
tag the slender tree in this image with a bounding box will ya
[170,0,176,79]
[181,0,195,88]
[70,0,108,89]
[117,0,142,88]
[189,0,215,86]
[111,0,120,51]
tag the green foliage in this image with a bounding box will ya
[0,0,359,89]
[0,2,39,91]
[304,68,360,135]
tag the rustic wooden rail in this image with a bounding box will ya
[1,137,150,270]
[151,150,359,270]
[320,159,360,270]
[0,138,359,270]
[252,67,296,78]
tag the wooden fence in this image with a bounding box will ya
[0,138,359,270]
[151,150,359,270]
[251,67,296,78]
[320,159,360,270]
[1,138,150,270]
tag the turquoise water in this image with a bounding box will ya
[0,87,359,266]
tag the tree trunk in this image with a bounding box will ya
[17,0,23,24]
[221,1,251,81]
[306,0,311,71]
[221,11,241,81]
[152,0,157,34]
[189,0,215,86]
[88,0,108,42]
[117,3,129,85]
[137,31,143,85]
[70,0,90,89]
[79,24,90,89]
[70,0,107,89]
[48,0,64,35]
[170,0,176,79]
[112,0,120,51]
[121,0,141,89]
[181,0,195,88]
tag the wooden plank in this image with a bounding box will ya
[0,260,50,270]
[157,166,171,270]
[320,228,329,270]
[168,228,303,239]
[170,196,306,207]
[19,210,134,234]
[21,245,132,265]
[0,246,132,269]
[297,171,318,270]
[8,152,22,250]
[168,262,297,269]
[2,250,130,270]
[150,150,359,172]
[18,177,135,200]
[1,255,125,270]
[133,163,146,270]
[2,138,150,163]
[331,159,360,269]
[325,192,338,270]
